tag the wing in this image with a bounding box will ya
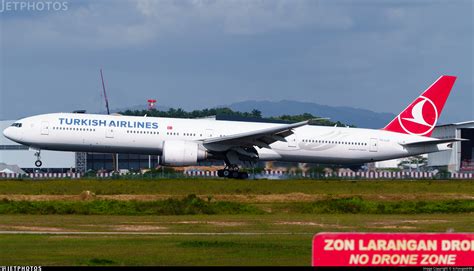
[401,138,468,147]
[202,120,309,150]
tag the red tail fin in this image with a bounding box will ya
[383,75,456,137]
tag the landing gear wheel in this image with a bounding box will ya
[238,172,249,179]
[218,164,249,179]
[34,150,42,167]
[231,171,239,178]
[217,169,230,177]
[35,160,42,167]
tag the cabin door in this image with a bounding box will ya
[41,121,49,135]
[369,138,378,152]
[287,134,297,147]
[106,128,114,138]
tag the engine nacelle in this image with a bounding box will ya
[161,140,207,166]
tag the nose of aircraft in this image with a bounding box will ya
[2,127,12,140]
[4,120,28,144]
[3,126,22,143]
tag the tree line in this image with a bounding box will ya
[120,107,353,127]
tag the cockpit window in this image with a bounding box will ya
[11,123,22,128]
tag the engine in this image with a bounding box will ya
[161,140,207,166]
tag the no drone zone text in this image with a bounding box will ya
[323,239,473,252]
[312,233,474,266]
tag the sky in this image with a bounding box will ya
[0,0,472,123]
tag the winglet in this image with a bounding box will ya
[383,75,457,137]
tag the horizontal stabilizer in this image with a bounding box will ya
[401,138,468,147]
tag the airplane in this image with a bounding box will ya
[3,75,464,179]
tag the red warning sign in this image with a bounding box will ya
[312,233,473,266]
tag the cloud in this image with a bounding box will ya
[0,0,471,122]
[132,0,354,35]
[1,0,355,49]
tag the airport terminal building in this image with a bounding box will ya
[427,121,474,172]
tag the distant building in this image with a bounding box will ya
[374,159,400,169]
[428,121,474,173]
[86,153,160,172]
[0,163,26,174]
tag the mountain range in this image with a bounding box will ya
[225,100,395,129]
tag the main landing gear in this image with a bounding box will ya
[34,150,42,167]
[217,165,249,179]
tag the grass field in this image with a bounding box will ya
[0,179,473,266]
[1,213,473,266]
[1,179,473,196]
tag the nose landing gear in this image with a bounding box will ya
[34,150,42,167]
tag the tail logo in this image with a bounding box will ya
[398,96,438,136]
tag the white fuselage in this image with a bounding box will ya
[3,113,450,165]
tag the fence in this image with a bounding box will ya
[255,170,473,179]
[0,172,82,179]
[0,170,473,180]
